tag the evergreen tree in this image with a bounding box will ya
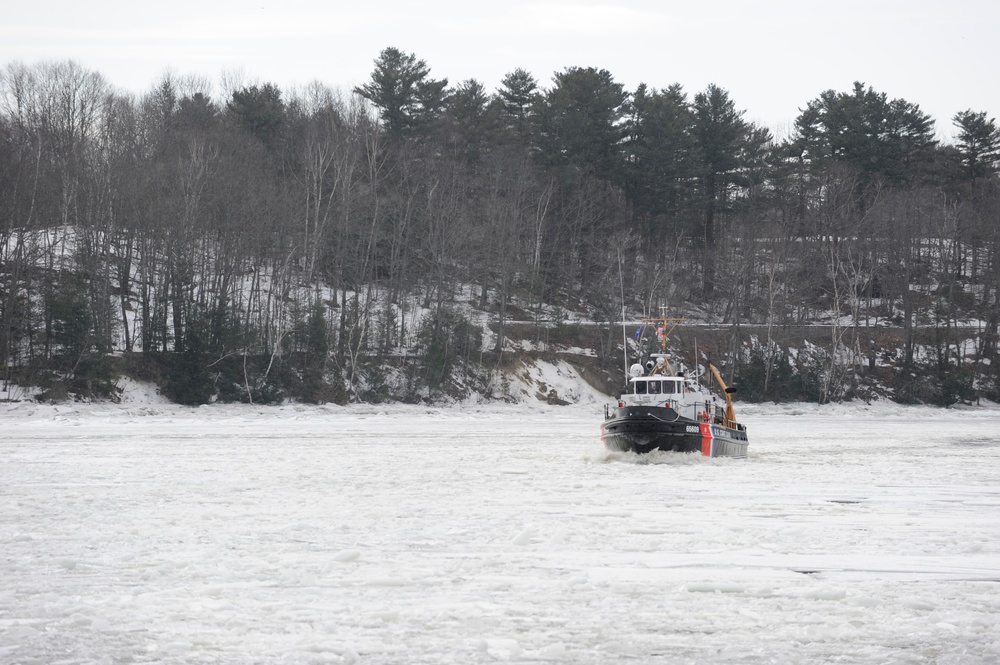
[622,83,697,242]
[226,83,286,148]
[497,68,541,146]
[952,109,1000,182]
[49,274,94,361]
[537,67,627,183]
[445,78,498,163]
[300,302,330,403]
[164,311,214,405]
[881,97,938,183]
[692,84,751,298]
[794,82,936,190]
[415,306,481,394]
[355,47,448,140]
[176,92,219,133]
[148,77,179,133]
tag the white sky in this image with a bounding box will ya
[3,0,998,142]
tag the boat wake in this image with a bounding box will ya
[588,449,727,465]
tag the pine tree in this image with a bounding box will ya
[354,47,447,140]
[692,84,750,298]
[497,68,541,146]
[165,313,214,405]
[622,83,698,242]
[536,67,627,184]
[794,82,936,189]
[446,78,497,163]
[953,109,1000,183]
[226,83,286,148]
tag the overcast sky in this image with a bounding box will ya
[3,0,997,141]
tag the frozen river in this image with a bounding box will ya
[2,399,999,664]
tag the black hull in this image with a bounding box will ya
[601,406,749,458]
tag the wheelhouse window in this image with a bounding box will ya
[648,381,661,394]
[633,380,647,394]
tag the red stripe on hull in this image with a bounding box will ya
[699,422,713,456]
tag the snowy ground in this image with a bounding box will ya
[2,394,999,664]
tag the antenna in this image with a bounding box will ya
[618,249,628,379]
[694,335,699,385]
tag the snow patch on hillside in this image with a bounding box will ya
[116,377,171,405]
[505,358,611,405]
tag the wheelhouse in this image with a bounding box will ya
[628,377,684,395]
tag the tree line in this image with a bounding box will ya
[1,50,999,404]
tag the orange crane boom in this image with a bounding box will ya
[709,364,737,428]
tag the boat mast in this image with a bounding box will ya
[643,309,684,375]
